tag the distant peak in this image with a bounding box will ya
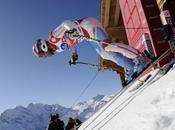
[92,94,105,101]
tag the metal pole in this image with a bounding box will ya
[168,35,175,57]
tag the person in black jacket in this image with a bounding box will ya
[65,117,83,130]
[48,114,64,130]
[65,117,76,130]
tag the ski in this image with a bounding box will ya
[129,58,175,92]
[129,69,163,92]
[129,74,152,92]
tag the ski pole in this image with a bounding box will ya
[75,61,125,74]
[75,61,99,67]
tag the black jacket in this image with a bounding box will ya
[48,120,64,130]
[65,122,75,130]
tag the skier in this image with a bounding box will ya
[32,17,150,84]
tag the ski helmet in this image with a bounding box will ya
[32,39,51,57]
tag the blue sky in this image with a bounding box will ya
[0,0,122,113]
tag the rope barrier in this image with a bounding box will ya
[61,71,99,117]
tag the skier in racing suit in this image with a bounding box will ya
[32,17,150,84]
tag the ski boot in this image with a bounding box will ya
[133,57,151,76]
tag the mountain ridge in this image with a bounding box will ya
[0,94,114,130]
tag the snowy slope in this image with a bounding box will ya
[78,64,175,130]
[0,95,113,130]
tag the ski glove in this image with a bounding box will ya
[65,28,81,40]
[69,54,78,65]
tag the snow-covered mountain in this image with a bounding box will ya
[78,63,175,130]
[72,95,114,120]
[0,95,113,130]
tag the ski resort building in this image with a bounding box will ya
[100,0,175,81]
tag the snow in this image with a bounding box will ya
[78,63,175,130]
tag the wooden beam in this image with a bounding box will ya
[114,0,120,26]
[104,0,111,27]
[100,0,105,25]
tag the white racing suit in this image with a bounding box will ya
[48,17,150,82]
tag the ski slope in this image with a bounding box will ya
[78,63,175,130]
